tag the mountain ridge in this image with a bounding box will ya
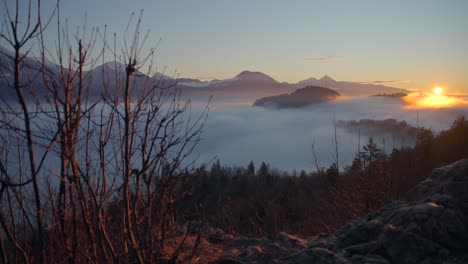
[0,49,409,99]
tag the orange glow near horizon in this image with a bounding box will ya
[403,87,468,108]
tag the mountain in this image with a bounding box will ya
[93,61,126,73]
[294,75,408,96]
[253,86,340,109]
[0,48,53,100]
[86,61,149,97]
[177,78,203,84]
[177,72,408,99]
[153,72,174,81]
[235,71,278,83]
[0,48,409,100]
[318,75,336,86]
[177,71,294,99]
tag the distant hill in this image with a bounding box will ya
[177,71,294,99]
[370,93,408,103]
[178,74,408,98]
[0,48,409,100]
[371,92,407,98]
[293,75,408,96]
[252,86,340,109]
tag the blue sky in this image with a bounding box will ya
[5,0,468,93]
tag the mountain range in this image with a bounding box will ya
[0,49,408,100]
[175,71,408,98]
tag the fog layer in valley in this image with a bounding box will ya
[193,96,468,171]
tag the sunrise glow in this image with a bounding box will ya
[404,89,468,109]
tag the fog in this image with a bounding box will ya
[5,96,467,182]
[192,96,468,171]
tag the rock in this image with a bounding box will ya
[275,232,308,250]
[221,237,295,263]
[212,159,468,264]
[348,254,390,264]
[209,258,244,264]
[325,159,468,263]
[184,221,226,237]
[281,247,349,264]
[308,233,333,249]
[210,233,235,244]
[240,246,266,258]
[222,249,240,258]
[407,159,468,213]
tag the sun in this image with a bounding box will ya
[403,85,466,108]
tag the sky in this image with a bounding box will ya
[4,0,468,93]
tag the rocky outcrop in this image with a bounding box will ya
[211,159,468,264]
[216,233,308,263]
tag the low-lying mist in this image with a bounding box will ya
[192,96,468,171]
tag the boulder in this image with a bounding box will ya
[407,158,468,213]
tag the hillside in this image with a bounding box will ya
[252,86,340,109]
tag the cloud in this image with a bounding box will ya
[304,56,345,62]
[357,80,412,85]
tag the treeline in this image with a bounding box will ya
[371,93,408,98]
[337,118,417,133]
[337,118,418,142]
[182,116,468,238]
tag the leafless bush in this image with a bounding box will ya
[0,2,207,263]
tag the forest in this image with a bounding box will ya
[183,117,468,237]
